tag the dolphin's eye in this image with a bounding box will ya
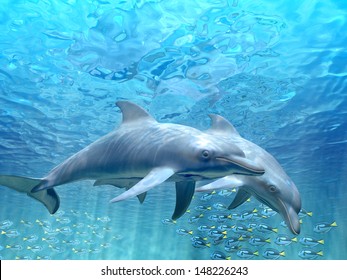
[201,150,210,159]
[268,185,277,192]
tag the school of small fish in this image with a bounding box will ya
[0,190,338,260]
[0,210,122,260]
[164,190,337,260]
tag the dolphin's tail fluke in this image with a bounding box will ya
[0,175,60,214]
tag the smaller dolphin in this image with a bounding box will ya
[196,114,301,235]
[0,101,264,218]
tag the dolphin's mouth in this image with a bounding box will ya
[251,189,300,235]
[215,156,265,175]
[278,198,300,235]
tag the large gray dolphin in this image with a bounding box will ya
[0,101,265,218]
[196,114,302,235]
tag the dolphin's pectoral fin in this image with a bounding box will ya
[109,167,175,203]
[228,189,251,209]
[95,179,147,204]
[125,186,147,204]
[172,181,196,220]
[0,175,60,214]
[195,176,244,192]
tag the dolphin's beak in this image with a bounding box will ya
[278,198,301,235]
[216,156,265,176]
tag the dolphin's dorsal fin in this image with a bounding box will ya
[116,101,156,124]
[207,114,240,137]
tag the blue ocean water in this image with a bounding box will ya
[0,0,346,260]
